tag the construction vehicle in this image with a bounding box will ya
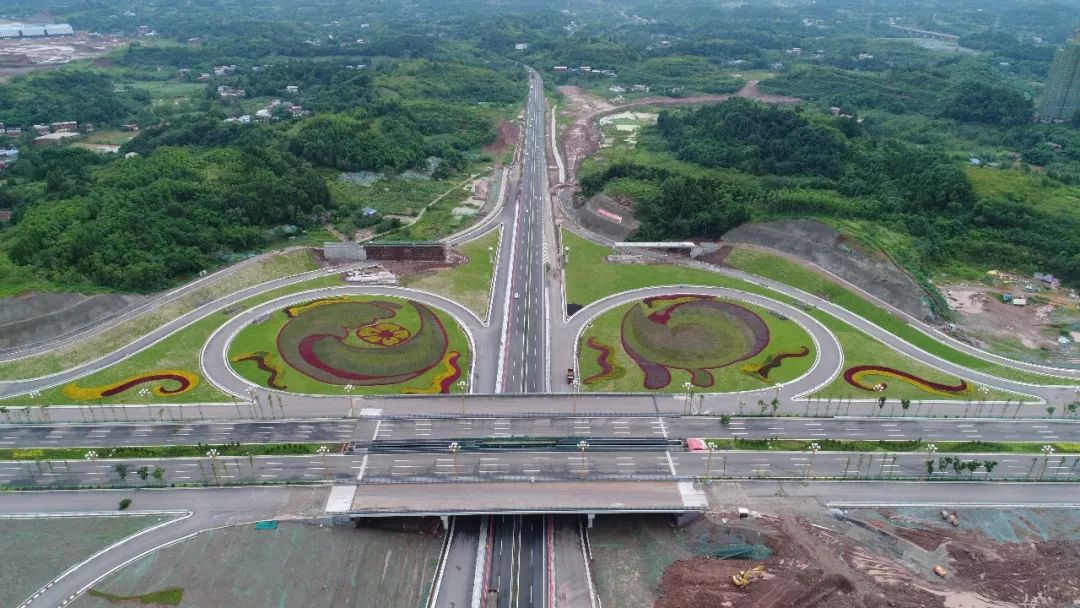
[731,565,766,588]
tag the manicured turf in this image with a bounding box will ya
[0,275,343,407]
[0,443,327,461]
[562,230,1060,395]
[579,296,815,393]
[228,295,471,395]
[812,315,1027,403]
[723,247,1080,386]
[404,227,500,320]
[0,250,321,382]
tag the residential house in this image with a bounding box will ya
[32,125,50,136]
[121,123,140,132]
[51,121,78,132]
[553,66,568,72]
[285,85,300,94]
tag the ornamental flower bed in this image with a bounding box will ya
[619,295,771,389]
[843,365,972,397]
[62,370,200,400]
[276,299,450,386]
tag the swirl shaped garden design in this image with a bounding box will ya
[228,296,470,395]
[579,294,816,392]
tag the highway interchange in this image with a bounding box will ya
[2,68,1080,608]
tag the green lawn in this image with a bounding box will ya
[0,443,326,461]
[722,247,1080,386]
[562,230,1052,398]
[966,166,1080,217]
[0,275,342,407]
[329,173,458,217]
[813,312,1027,403]
[579,297,816,393]
[228,295,471,396]
[0,250,320,382]
[404,227,500,320]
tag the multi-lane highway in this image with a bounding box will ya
[5,444,1079,489]
[3,416,1078,449]
[501,69,549,394]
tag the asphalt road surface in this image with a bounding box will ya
[432,516,480,608]
[501,70,549,394]
[4,416,1078,449]
[7,447,1078,489]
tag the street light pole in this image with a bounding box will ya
[458,380,468,415]
[683,382,693,415]
[206,448,220,484]
[316,445,330,479]
[344,384,355,418]
[84,450,100,488]
[704,445,715,480]
[925,443,938,478]
[577,440,589,480]
[806,442,821,478]
[139,387,152,420]
[1041,444,1055,480]
[449,441,461,476]
[571,379,580,415]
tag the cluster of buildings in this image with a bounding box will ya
[553,65,618,78]
[0,147,18,170]
[216,85,246,100]
[31,121,92,145]
[225,99,309,125]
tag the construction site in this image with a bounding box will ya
[589,503,1080,608]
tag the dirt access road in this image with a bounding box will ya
[555,80,800,184]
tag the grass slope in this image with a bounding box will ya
[722,247,1079,386]
[0,515,172,608]
[0,275,342,406]
[0,250,320,382]
[404,227,500,321]
[563,230,1044,400]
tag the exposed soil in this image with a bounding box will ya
[940,281,1080,365]
[647,506,1080,608]
[483,118,520,165]
[0,32,126,81]
[555,80,799,185]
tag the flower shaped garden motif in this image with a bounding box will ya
[358,322,412,347]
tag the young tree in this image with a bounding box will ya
[900,399,911,417]
[114,463,129,481]
[136,466,150,481]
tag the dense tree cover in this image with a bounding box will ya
[0,71,148,127]
[583,98,1080,284]
[940,81,1033,126]
[656,99,849,179]
[6,146,328,291]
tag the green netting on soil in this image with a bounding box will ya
[704,543,773,560]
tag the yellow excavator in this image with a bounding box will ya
[731,565,766,588]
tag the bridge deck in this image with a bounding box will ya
[347,481,705,516]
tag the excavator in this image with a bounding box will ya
[731,565,766,588]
